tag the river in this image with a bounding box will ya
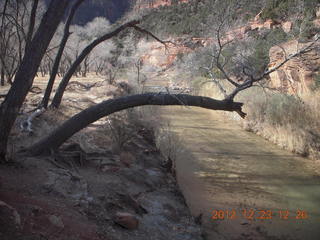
[160,106,320,240]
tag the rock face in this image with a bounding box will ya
[268,40,320,95]
[139,39,193,70]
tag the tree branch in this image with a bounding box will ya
[225,36,320,100]
[28,93,245,155]
[132,25,174,47]
[50,19,141,108]
[25,0,39,54]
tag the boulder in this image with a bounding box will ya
[0,200,21,237]
[282,21,293,33]
[114,212,139,230]
[48,214,64,229]
[120,151,135,168]
[43,169,92,208]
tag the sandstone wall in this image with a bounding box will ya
[268,40,320,95]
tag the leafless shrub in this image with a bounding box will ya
[106,111,136,153]
[155,122,183,169]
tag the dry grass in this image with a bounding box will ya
[105,110,137,153]
[154,122,183,163]
[199,79,320,159]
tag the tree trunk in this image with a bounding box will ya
[41,0,85,109]
[28,93,245,155]
[0,68,5,86]
[50,20,140,108]
[24,0,39,55]
[0,0,70,162]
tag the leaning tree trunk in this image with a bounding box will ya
[50,20,140,108]
[41,0,85,108]
[28,93,245,155]
[0,0,70,161]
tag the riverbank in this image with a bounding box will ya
[0,76,202,240]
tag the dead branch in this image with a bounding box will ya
[29,86,42,94]
[132,25,175,52]
[67,81,98,91]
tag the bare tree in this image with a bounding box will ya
[41,0,86,109]
[0,0,71,162]
[50,19,140,108]
[199,1,320,103]
[24,0,39,54]
[0,0,46,85]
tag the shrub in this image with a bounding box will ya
[260,0,319,21]
[311,73,320,91]
[264,94,307,127]
[106,111,136,152]
[299,19,319,41]
[260,0,291,20]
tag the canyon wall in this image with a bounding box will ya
[268,40,320,95]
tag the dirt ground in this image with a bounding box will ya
[0,75,202,240]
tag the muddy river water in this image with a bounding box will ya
[160,106,320,240]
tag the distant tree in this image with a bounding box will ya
[50,19,140,108]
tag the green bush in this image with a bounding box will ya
[246,28,289,75]
[260,0,291,20]
[261,0,320,21]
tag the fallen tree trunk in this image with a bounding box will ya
[28,93,245,155]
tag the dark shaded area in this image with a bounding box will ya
[44,0,132,24]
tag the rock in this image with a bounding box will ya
[268,40,320,95]
[316,7,320,18]
[44,169,90,207]
[313,18,320,28]
[114,212,139,230]
[0,200,21,236]
[117,193,148,215]
[0,200,21,226]
[120,151,135,168]
[282,21,293,33]
[48,215,64,229]
[263,19,276,29]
